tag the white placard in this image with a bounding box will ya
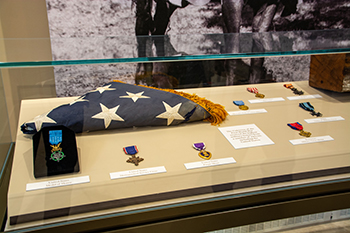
[26,176,90,191]
[289,135,334,145]
[110,166,166,179]
[248,97,285,104]
[184,157,236,170]
[228,109,267,116]
[287,94,322,100]
[304,116,345,124]
[218,124,274,149]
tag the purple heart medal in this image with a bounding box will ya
[193,142,212,160]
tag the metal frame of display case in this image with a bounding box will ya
[1,18,350,233]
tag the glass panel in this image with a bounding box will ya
[1,29,350,67]
[0,70,12,176]
[6,79,350,231]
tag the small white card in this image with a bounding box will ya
[228,109,267,116]
[304,116,345,124]
[26,176,90,191]
[218,124,274,149]
[248,97,285,104]
[287,94,322,100]
[289,135,334,145]
[184,157,236,170]
[110,166,166,179]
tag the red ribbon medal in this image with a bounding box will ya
[287,122,311,137]
[247,87,265,98]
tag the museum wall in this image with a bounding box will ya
[45,0,350,97]
[0,0,56,141]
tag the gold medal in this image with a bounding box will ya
[255,93,265,98]
[247,87,265,98]
[299,130,311,137]
[233,101,249,110]
[239,105,249,110]
[198,150,212,160]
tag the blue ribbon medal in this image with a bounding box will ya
[193,142,212,160]
[49,130,65,162]
[233,100,249,110]
[123,145,144,166]
[299,102,322,117]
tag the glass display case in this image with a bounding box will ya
[1,11,350,233]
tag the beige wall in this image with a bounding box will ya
[0,0,56,142]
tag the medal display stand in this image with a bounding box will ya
[32,125,80,178]
[5,80,350,232]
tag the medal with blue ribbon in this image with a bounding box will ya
[49,130,65,162]
[193,142,212,160]
[123,145,144,166]
[287,122,311,137]
[233,100,249,110]
[299,102,322,117]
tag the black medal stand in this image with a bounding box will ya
[32,125,80,178]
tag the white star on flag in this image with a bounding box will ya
[119,91,150,102]
[27,112,57,132]
[89,84,116,94]
[69,96,89,105]
[156,101,185,125]
[92,103,124,128]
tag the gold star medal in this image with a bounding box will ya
[193,142,212,160]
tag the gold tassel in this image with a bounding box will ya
[113,80,228,125]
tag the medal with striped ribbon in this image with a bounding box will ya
[299,102,322,117]
[247,87,265,98]
[123,145,144,166]
[287,122,311,137]
[283,83,304,95]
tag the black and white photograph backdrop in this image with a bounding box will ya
[46,0,350,96]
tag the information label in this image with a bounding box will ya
[218,124,274,149]
[26,176,90,191]
[184,157,236,170]
[248,97,285,104]
[289,135,334,145]
[287,94,322,100]
[110,166,166,179]
[304,116,345,124]
[228,109,267,116]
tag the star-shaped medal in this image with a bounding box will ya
[89,84,116,94]
[27,112,56,132]
[126,154,144,166]
[119,91,150,102]
[156,101,185,125]
[92,103,124,128]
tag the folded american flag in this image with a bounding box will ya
[21,81,228,134]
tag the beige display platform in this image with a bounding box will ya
[6,81,350,232]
